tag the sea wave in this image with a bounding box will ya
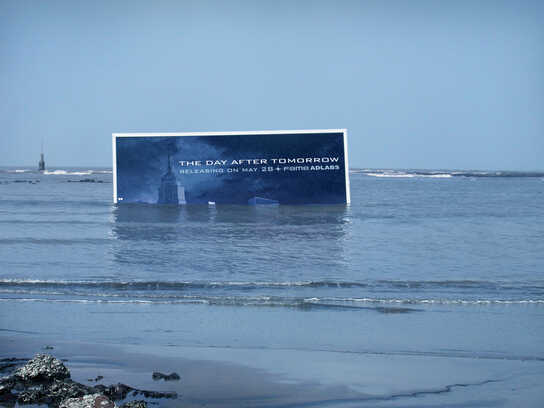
[2,288,543,306]
[0,169,113,175]
[44,170,94,175]
[0,278,542,308]
[365,172,452,179]
[0,278,541,291]
[7,169,31,173]
[0,294,542,308]
[351,169,544,178]
[339,297,544,305]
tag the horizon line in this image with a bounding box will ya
[1,165,544,173]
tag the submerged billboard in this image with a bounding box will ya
[112,130,350,205]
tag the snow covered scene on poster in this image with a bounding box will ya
[113,130,350,205]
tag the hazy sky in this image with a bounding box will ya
[1,0,543,169]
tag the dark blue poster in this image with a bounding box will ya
[113,130,350,205]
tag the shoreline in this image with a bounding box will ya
[2,334,544,408]
[1,336,368,408]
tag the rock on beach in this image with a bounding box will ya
[14,354,70,382]
[0,353,173,408]
[60,394,115,408]
[152,372,180,381]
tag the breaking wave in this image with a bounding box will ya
[365,172,452,179]
[0,294,542,309]
[0,279,542,308]
[0,278,541,290]
[44,170,93,175]
[0,169,112,175]
[351,169,544,178]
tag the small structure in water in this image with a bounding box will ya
[38,144,45,172]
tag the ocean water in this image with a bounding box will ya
[1,167,543,407]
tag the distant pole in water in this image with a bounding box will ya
[38,140,45,172]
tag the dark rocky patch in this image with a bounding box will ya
[0,378,16,396]
[95,383,176,400]
[44,379,96,403]
[0,354,177,407]
[13,180,40,184]
[0,358,28,373]
[59,393,114,408]
[151,372,180,381]
[14,354,70,382]
[67,179,104,183]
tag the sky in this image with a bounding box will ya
[1,0,543,170]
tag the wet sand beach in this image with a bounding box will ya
[2,326,544,408]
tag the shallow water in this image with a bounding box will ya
[1,167,543,406]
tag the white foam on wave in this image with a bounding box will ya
[0,298,210,305]
[424,174,452,178]
[209,280,315,287]
[0,289,66,296]
[365,172,452,178]
[44,170,94,175]
[341,297,544,305]
[366,173,416,178]
[1,295,542,307]
[7,169,31,173]
[0,278,317,288]
[0,278,84,284]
